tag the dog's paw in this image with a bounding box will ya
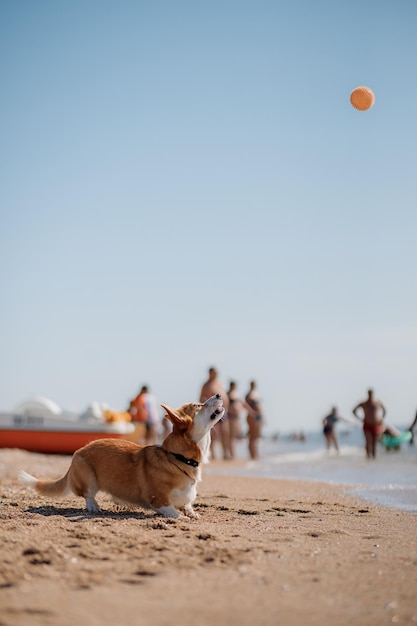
[86,497,101,513]
[183,506,200,520]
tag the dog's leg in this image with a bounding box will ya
[68,455,100,513]
[85,497,100,513]
[182,503,200,519]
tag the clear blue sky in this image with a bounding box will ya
[1,1,416,433]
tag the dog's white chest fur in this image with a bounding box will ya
[171,477,198,509]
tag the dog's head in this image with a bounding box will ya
[161,394,224,463]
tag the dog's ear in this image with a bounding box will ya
[161,404,189,426]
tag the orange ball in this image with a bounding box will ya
[350,86,375,111]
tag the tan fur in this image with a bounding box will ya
[19,395,224,519]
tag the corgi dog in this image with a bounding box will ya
[19,394,224,519]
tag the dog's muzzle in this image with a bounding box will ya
[210,407,224,421]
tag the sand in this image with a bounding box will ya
[0,448,416,626]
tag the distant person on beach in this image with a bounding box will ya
[407,411,417,445]
[128,385,159,444]
[141,386,160,444]
[199,367,230,459]
[352,388,386,459]
[245,380,264,460]
[128,386,147,443]
[226,381,244,459]
[322,407,340,453]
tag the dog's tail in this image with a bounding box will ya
[19,470,71,498]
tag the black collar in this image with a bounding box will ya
[171,452,199,468]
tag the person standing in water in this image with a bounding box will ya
[199,367,230,459]
[322,406,340,453]
[226,380,244,459]
[245,380,264,460]
[353,388,386,459]
[407,410,417,445]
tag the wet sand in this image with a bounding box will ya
[0,448,416,626]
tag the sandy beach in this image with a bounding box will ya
[0,448,416,626]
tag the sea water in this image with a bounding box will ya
[208,427,417,513]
